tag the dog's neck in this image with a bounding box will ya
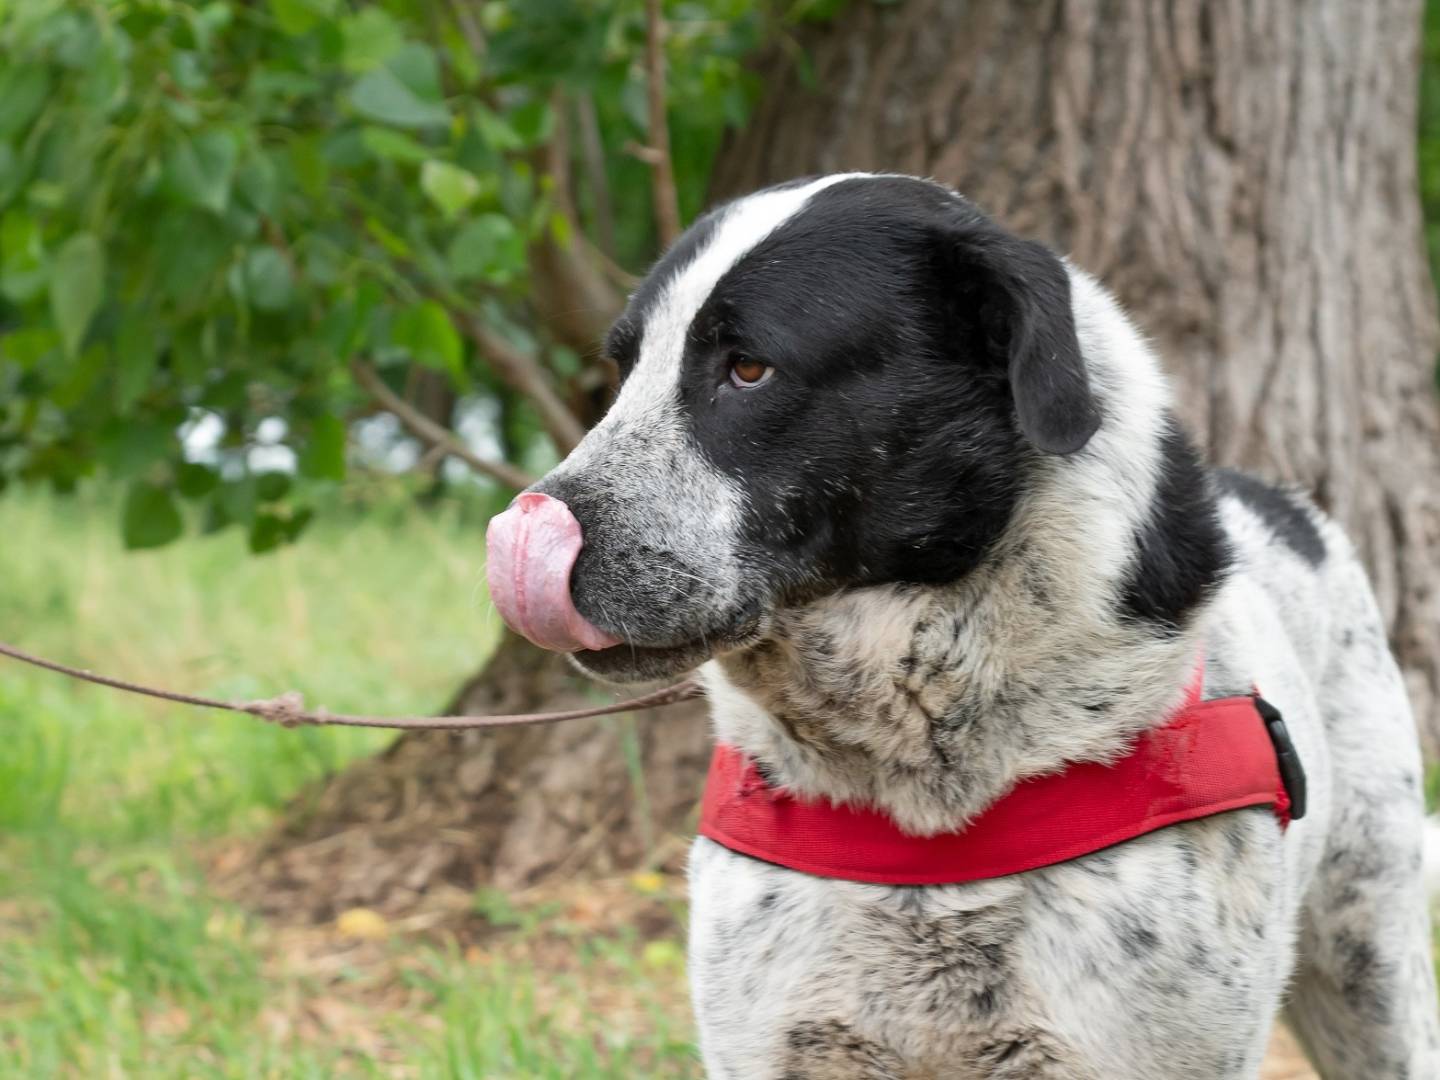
[700,270,1222,836]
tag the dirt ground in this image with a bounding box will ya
[1262,1027,1317,1079]
[213,844,1322,1077]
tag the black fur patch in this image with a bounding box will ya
[674,176,1101,596]
[1215,468,1325,566]
[1118,418,1232,630]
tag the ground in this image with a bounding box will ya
[0,488,1410,1076]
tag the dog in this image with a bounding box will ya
[485,174,1440,1077]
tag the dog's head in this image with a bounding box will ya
[486,175,1102,681]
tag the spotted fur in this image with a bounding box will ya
[524,175,1440,1077]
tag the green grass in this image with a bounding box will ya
[407,938,695,1080]
[0,485,698,1077]
[0,484,497,840]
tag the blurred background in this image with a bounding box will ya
[1,1,1438,1076]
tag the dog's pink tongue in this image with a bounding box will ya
[486,492,623,653]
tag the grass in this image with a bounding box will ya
[0,485,700,1078]
[0,485,493,841]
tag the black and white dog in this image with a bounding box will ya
[486,174,1440,1077]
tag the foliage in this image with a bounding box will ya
[0,0,786,551]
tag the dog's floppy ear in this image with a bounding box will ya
[948,227,1102,455]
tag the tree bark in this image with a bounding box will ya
[715,0,1440,755]
[249,0,1440,917]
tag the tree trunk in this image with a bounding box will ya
[249,0,1440,917]
[715,0,1440,755]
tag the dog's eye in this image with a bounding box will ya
[728,356,773,388]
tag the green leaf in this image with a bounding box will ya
[0,65,50,142]
[2,263,46,303]
[0,327,59,368]
[290,136,329,198]
[386,42,444,101]
[97,420,172,479]
[255,471,292,502]
[242,247,295,312]
[391,300,462,375]
[473,105,523,152]
[318,285,379,360]
[299,414,346,481]
[508,99,554,147]
[236,154,279,216]
[340,8,404,72]
[349,46,449,129]
[447,213,525,284]
[50,233,106,358]
[201,498,233,535]
[154,212,229,302]
[270,0,336,36]
[249,507,313,553]
[49,343,108,408]
[420,160,481,219]
[360,126,431,164]
[164,131,239,215]
[50,10,102,70]
[249,512,287,553]
[0,142,21,211]
[0,212,45,302]
[176,462,220,499]
[350,68,450,129]
[364,216,412,258]
[215,478,256,526]
[122,481,184,550]
[114,310,159,412]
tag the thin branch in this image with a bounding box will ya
[459,315,588,453]
[351,361,534,490]
[526,108,626,364]
[446,0,486,59]
[414,441,448,476]
[547,92,635,284]
[588,241,641,291]
[575,93,617,258]
[643,0,682,248]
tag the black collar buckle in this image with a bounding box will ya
[1253,696,1307,821]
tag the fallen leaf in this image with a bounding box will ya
[336,907,389,940]
[629,871,666,895]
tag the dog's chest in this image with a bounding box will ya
[688,803,1292,1080]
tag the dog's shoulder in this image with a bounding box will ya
[1208,465,1390,698]
[1212,467,1328,570]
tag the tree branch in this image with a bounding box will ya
[642,0,682,248]
[548,97,633,291]
[459,316,588,453]
[446,0,486,59]
[528,101,627,361]
[575,93,617,259]
[351,361,534,490]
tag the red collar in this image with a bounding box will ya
[699,668,1304,886]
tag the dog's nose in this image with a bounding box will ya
[485,492,623,653]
